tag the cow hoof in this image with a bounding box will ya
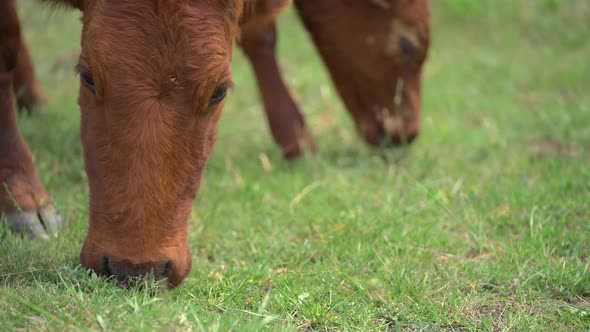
[282,128,317,160]
[3,205,62,240]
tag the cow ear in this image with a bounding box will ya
[241,0,291,28]
[43,0,83,10]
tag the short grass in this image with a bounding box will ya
[1,0,589,330]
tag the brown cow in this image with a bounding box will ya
[0,0,430,286]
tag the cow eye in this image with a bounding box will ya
[79,71,96,94]
[400,37,417,60]
[209,84,228,106]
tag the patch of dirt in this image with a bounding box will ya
[376,306,470,332]
[433,247,501,263]
[573,299,590,310]
[460,301,513,331]
[464,248,498,261]
[528,138,581,159]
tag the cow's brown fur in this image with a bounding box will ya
[0,0,429,286]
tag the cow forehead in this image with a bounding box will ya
[81,0,239,100]
[85,0,237,58]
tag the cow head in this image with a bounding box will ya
[295,0,430,146]
[47,0,289,286]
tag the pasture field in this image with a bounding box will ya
[1,0,589,330]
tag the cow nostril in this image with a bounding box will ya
[361,126,385,146]
[162,260,172,278]
[102,256,112,275]
[390,130,419,146]
[98,257,174,287]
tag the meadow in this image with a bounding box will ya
[1,0,589,330]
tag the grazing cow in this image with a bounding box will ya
[0,0,430,286]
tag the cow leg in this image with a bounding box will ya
[13,42,49,114]
[0,0,61,239]
[241,21,316,159]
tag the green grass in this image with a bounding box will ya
[2,0,589,330]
